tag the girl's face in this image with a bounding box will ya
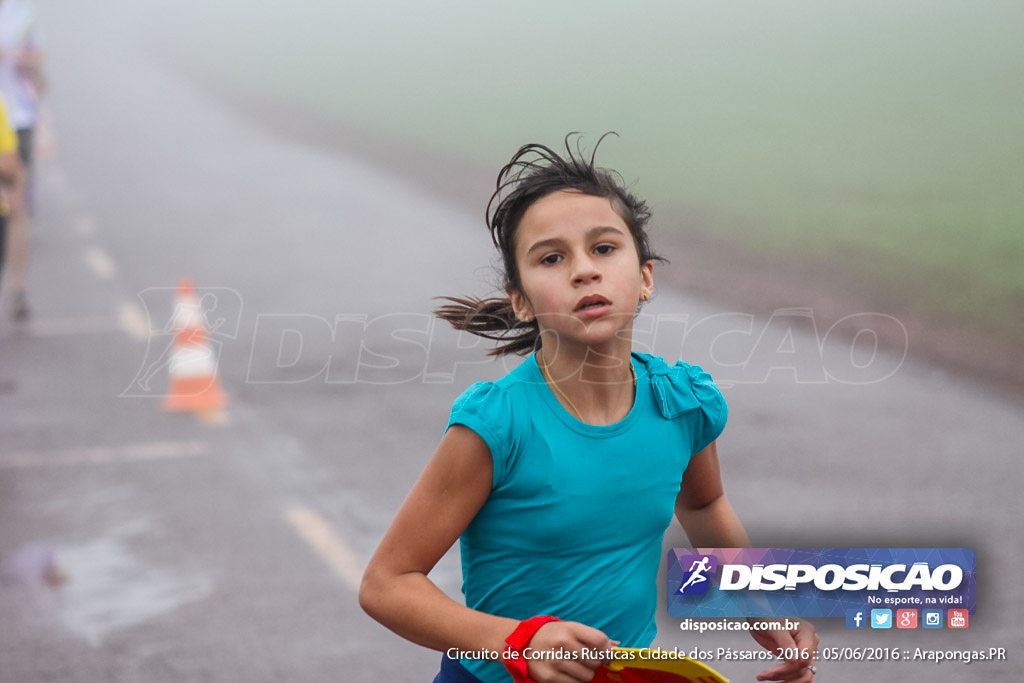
[508,190,654,352]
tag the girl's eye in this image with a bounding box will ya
[541,253,563,265]
[594,244,615,255]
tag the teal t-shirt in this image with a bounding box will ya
[446,352,727,683]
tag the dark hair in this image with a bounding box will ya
[436,133,664,356]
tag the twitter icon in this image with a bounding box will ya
[871,609,893,629]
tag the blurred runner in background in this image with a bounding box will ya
[0,0,45,321]
[0,94,24,306]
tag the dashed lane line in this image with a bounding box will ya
[118,300,152,342]
[0,315,119,338]
[0,302,149,341]
[0,440,208,470]
[284,507,363,591]
[83,245,117,280]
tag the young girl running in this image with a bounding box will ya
[359,135,818,683]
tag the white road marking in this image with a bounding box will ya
[0,440,208,470]
[284,507,363,590]
[0,304,152,342]
[118,300,152,341]
[0,315,119,338]
[83,245,117,279]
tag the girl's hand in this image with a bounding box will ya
[749,619,818,682]
[524,620,616,683]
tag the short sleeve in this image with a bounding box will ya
[680,362,728,453]
[644,355,728,454]
[447,381,514,487]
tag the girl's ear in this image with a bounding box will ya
[640,260,655,300]
[507,289,533,322]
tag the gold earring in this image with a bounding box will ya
[523,314,531,323]
[641,291,650,301]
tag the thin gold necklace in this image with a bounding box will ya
[538,352,636,421]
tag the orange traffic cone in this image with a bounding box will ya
[163,278,227,413]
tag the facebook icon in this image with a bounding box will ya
[846,609,867,629]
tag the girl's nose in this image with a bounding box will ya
[571,255,602,285]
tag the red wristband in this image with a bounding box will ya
[502,615,560,683]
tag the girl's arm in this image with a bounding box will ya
[675,441,818,683]
[675,440,749,547]
[360,424,613,682]
[15,46,46,94]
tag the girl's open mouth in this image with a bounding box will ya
[575,295,612,315]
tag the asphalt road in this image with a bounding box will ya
[1,2,1022,681]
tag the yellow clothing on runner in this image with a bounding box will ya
[0,96,17,215]
[0,97,17,154]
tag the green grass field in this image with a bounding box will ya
[150,0,1024,342]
